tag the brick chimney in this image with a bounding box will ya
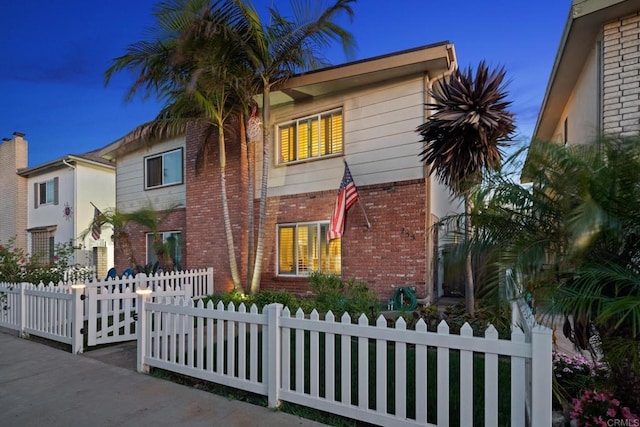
[0,132,29,250]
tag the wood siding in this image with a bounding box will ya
[266,75,426,197]
[116,137,186,212]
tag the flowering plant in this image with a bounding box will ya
[571,389,638,426]
[553,352,610,404]
[0,238,94,285]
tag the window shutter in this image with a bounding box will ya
[53,177,59,205]
[34,183,38,209]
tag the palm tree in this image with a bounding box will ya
[81,207,138,269]
[416,61,515,314]
[456,137,640,411]
[82,203,183,272]
[106,0,356,295]
[238,0,357,294]
[105,0,252,291]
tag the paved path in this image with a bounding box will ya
[0,330,326,427]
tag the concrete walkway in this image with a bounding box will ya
[0,330,326,427]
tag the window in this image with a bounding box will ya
[145,148,183,189]
[34,177,58,208]
[277,222,341,276]
[278,108,343,164]
[28,226,56,266]
[146,231,182,269]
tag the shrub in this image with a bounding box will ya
[0,239,93,285]
[308,272,378,319]
[553,352,611,405]
[570,389,638,426]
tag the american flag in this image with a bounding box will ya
[91,206,102,240]
[328,162,359,240]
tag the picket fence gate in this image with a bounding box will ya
[136,294,552,427]
[0,268,214,352]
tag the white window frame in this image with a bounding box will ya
[144,148,184,190]
[276,221,341,277]
[276,107,343,165]
[39,179,55,205]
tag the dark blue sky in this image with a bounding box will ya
[1,0,569,167]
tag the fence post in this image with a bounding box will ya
[531,324,552,427]
[136,288,152,373]
[71,284,86,354]
[266,303,283,408]
[207,267,214,295]
[19,283,27,337]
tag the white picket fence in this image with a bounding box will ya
[506,269,552,426]
[0,268,214,352]
[0,282,84,352]
[136,294,552,427]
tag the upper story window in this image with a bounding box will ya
[34,177,58,208]
[277,221,341,276]
[145,148,183,189]
[277,108,343,164]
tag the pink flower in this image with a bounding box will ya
[611,399,620,406]
[607,408,617,417]
[53,256,59,261]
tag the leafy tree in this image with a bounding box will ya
[416,61,515,314]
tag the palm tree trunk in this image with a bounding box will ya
[116,229,138,269]
[242,114,255,290]
[464,193,475,315]
[219,128,242,291]
[250,83,270,295]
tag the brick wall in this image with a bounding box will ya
[114,208,187,271]
[603,12,640,136]
[259,179,427,302]
[184,122,249,292]
[0,133,28,250]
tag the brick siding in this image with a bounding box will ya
[114,208,187,270]
[258,179,427,302]
[603,12,640,136]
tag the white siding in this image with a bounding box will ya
[116,137,186,212]
[76,163,115,265]
[27,167,75,251]
[265,76,426,197]
[552,45,600,145]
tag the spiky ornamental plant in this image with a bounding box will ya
[417,61,515,314]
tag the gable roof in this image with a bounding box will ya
[533,0,638,142]
[99,41,456,160]
[17,149,114,177]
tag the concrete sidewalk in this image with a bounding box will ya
[0,330,326,427]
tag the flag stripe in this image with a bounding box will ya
[91,207,102,240]
[328,163,359,240]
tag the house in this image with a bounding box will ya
[530,0,639,149]
[100,42,461,302]
[0,132,116,278]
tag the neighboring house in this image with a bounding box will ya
[100,42,461,301]
[529,0,639,149]
[0,133,117,278]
